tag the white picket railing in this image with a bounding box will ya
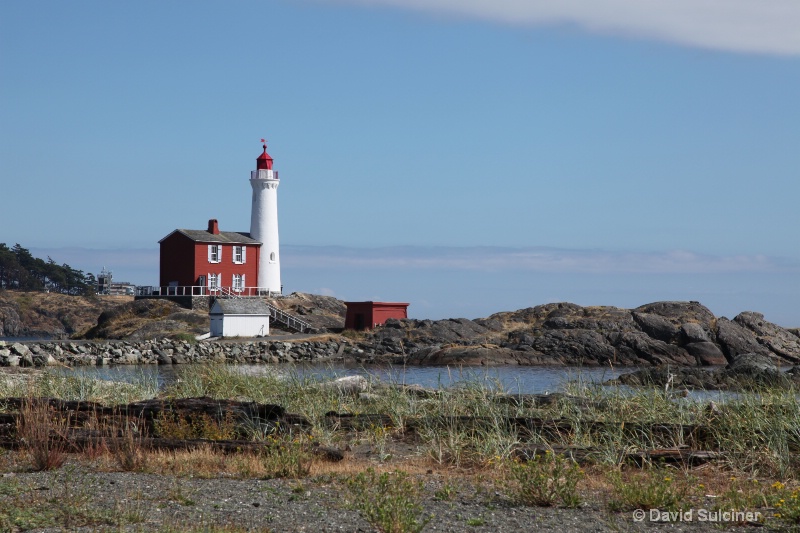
[134,285,310,333]
[135,285,281,297]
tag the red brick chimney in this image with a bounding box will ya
[208,219,220,235]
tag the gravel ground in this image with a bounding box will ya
[0,468,774,532]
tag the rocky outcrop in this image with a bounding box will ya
[612,353,800,390]
[0,305,23,338]
[0,291,131,339]
[365,301,800,367]
[271,292,346,331]
[82,299,208,340]
[79,292,344,340]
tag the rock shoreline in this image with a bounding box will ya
[0,339,351,367]
[3,300,800,370]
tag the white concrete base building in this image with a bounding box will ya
[209,299,271,338]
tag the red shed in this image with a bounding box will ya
[158,219,261,294]
[345,301,410,330]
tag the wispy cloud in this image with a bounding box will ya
[27,245,793,285]
[284,245,791,274]
[324,0,800,56]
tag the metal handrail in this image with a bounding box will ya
[264,302,311,333]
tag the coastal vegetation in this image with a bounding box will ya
[0,244,95,296]
[2,365,800,530]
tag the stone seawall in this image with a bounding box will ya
[0,339,354,367]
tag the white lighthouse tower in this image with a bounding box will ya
[250,140,281,295]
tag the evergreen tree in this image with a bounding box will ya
[0,243,94,295]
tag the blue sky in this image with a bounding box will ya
[2,1,799,325]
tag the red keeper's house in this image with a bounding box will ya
[158,219,261,294]
[344,301,410,330]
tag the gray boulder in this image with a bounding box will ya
[0,305,23,337]
[10,343,31,358]
[608,331,695,366]
[156,350,173,365]
[680,322,712,344]
[685,342,727,366]
[532,330,617,365]
[32,353,58,367]
[632,312,680,343]
[715,318,771,360]
[319,375,368,394]
[634,301,716,326]
[734,312,800,362]
[726,352,778,373]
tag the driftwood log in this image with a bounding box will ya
[1,397,725,466]
[512,445,720,466]
[0,396,342,461]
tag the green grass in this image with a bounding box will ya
[0,368,159,404]
[157,364,800,476]
[7,362,800,531]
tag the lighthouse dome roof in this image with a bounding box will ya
[257,143,273,170]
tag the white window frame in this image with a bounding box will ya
[207,273,221,291]
[233,245,245,264]
[208,244,221,263]
[233,273,244,292]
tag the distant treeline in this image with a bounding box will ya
[0,243,95,295]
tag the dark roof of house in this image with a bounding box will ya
[210,299,273,315]
[159,229,260,245]
[344,301,410,307]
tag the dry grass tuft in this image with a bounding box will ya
[107,416,149,471]
[17,399,69,471]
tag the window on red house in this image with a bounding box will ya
[208,245,221,263]
[233,246,245,264]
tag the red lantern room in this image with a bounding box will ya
[257,139,273,170]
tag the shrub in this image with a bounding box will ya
[347,468,431,533]
[154,411,237,441]
[606,468,690,512]
[258,436,312,479]
[504,451,583,507]
[171,332,198,344]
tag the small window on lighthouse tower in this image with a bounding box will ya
[270,252,276,262]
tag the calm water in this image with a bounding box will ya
[54,363,628,394]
